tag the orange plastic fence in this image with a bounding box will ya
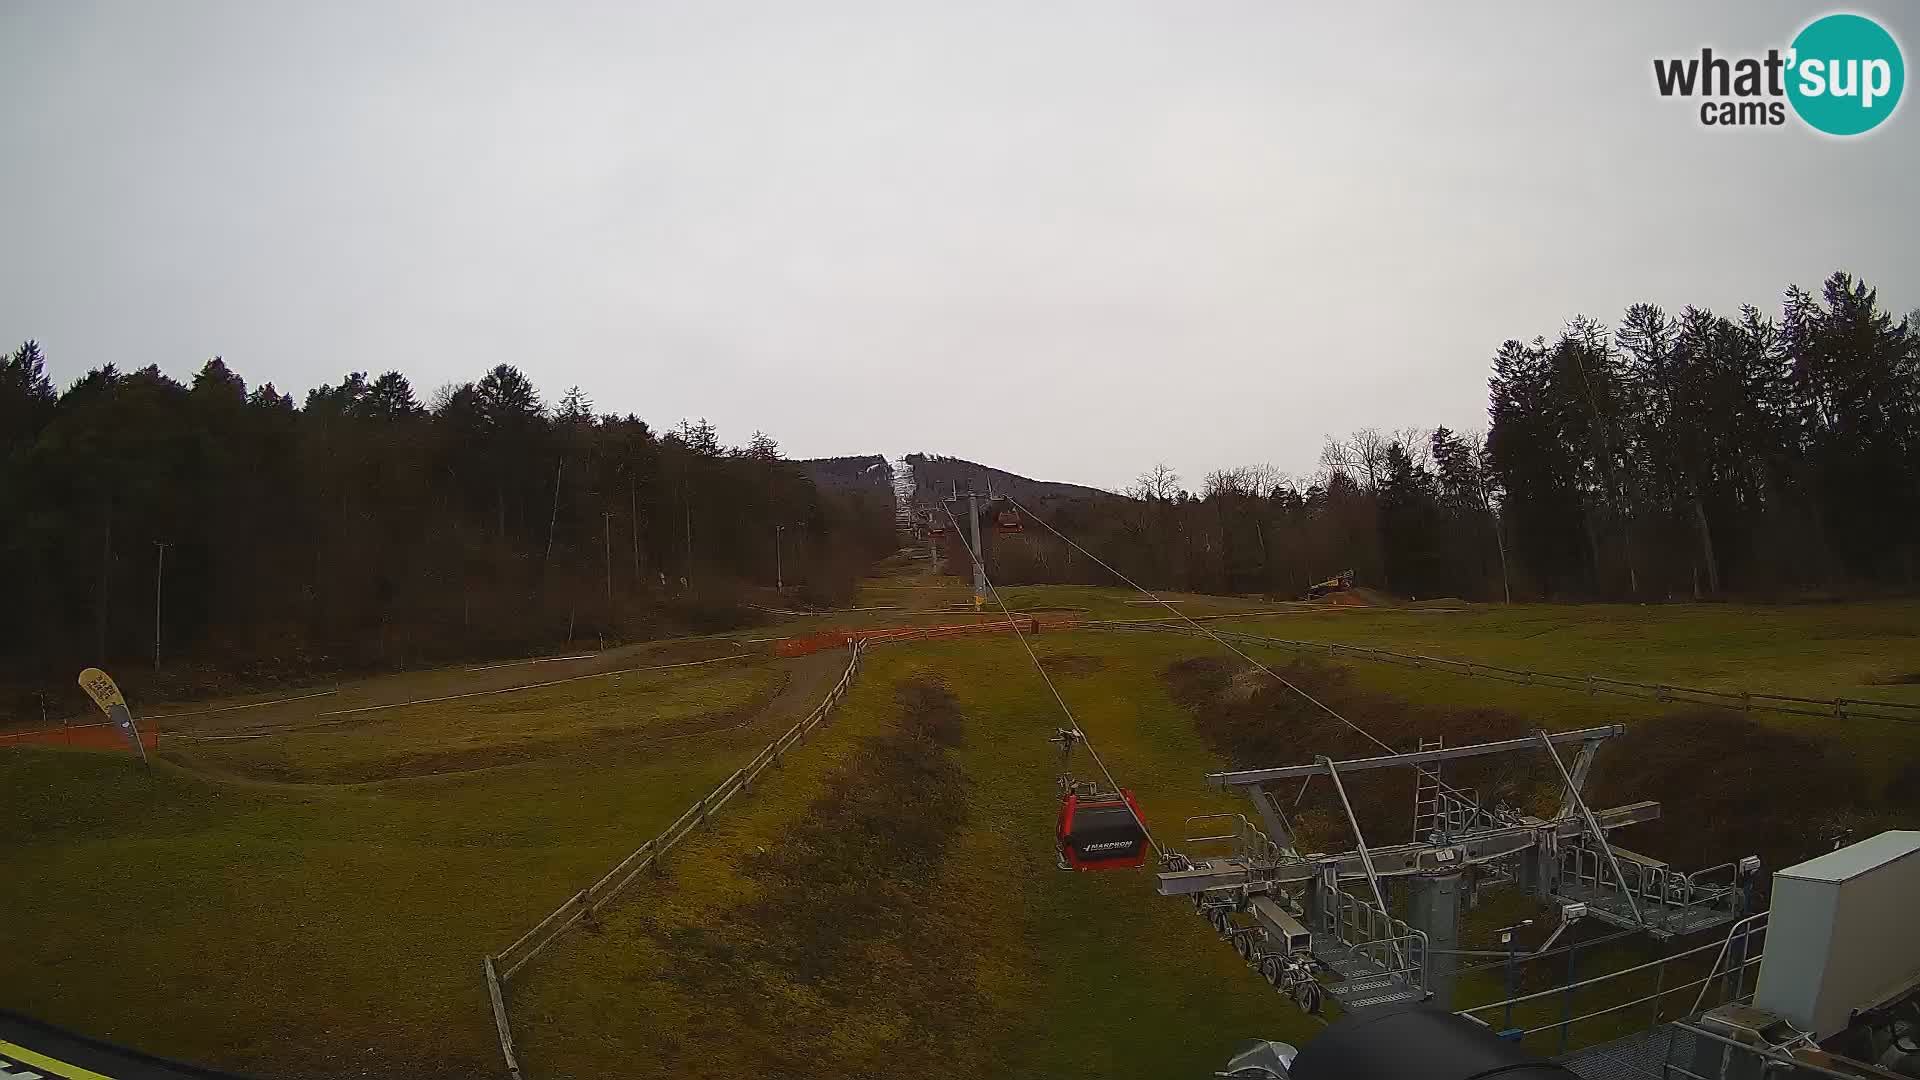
[0,721,159,752]
[774,615,1080,657]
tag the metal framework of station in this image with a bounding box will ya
[1161,725,1762,1013]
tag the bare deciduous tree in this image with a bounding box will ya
[1321,428,1390,491]
[1128,462,1182,502]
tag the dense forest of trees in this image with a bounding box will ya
[4,269,1912,707]
[0,353,895,703]
[962,272,1919,602]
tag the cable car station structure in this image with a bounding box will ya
[923,485,1764,1024]
[1158,723,1761,1014]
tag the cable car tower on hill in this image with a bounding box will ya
[941,482,1023,609]
[1158,725,1762,1014]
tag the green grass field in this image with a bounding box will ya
[1213,599,1920,792]
[0,653,833,1079]
[511,632,1307,1080]
[4,567,1918,1078]
[177,662,783,784]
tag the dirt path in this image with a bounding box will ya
[741,648,851,733]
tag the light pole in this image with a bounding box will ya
[1497,919,1533,1031]
[775,524,786,591]
[152,541,171,672]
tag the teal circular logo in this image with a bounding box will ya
[1787,14,1904,135]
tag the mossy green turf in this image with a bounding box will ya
[1228,600,1920,699]
[1217,600,1920,788]
[177,663,779,782]
[510,605,1920,1077]
[512,634,1313,1080]
[4,582,1917,1077]
[0,661,798,1079]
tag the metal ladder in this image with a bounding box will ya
[1411,736,1445,841]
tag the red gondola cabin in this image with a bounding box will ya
[1056,790,1149,871]
[997,511,1023,534]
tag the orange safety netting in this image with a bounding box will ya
[0,722,159,752]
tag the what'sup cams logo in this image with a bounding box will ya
[1654,12,1904,134]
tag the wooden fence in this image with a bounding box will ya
[483,638,869,1080]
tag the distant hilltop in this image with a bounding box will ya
[799,452,1114,505]
[903,453,1113,504]
[796,455,894,496]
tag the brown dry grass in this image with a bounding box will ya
[1164,655,1547,850]
[1163,655,1895,881]
[523,677,991,1080]
[1589,709,1874,875]
[1039,653,1106,676]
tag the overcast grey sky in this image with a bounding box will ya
[3,2,1913,491]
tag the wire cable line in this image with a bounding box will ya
[941,503,1167,861]
[1004,494,1483,808]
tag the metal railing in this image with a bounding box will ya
[1660,1019,1875,1080]
[1184,813,1284,863]
[1322,886,1429,995]
[1688,911,1768,1017]
[1430,786,1488,837]
[1320,755,1406,975]
[483,639,870,1080]
[1093,623,1920,726]
[1559,845,1744,931]
[1539,730,1644,926]
[1352,933,1430,992]
[1460,912,1768,1054]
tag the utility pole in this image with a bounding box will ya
[152,540,171,672]
[966,488,986,605]
[629,472,641,584]
[603,511,614,614]
[775,524,785,591]
[683,481,694,592]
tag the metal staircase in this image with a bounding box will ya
[1310,881,1429,1009]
